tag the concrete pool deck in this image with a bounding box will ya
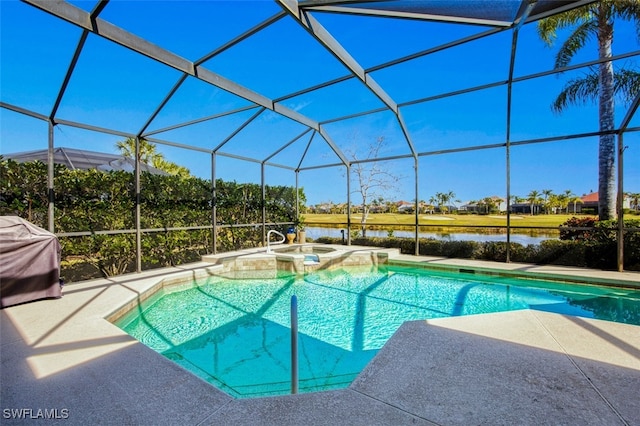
[1,247,639,424]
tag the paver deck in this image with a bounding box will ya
[2,250,639,425]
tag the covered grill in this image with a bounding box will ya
[1,216,62,308]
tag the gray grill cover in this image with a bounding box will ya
[1,216,62,308]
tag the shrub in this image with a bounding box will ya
[559,217,597,241]
[439,240,481,258]
[314,232,639,271]
[598,219,640,270]
[1,158,305,280]
[536,240,588,267]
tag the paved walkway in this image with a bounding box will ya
[2,253,639,425]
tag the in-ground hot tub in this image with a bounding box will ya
[274,244,344,271]
[273,245,337,255]
[201,244,394,277]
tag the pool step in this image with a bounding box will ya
[303,254,320,266]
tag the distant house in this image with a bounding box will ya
[3,147,169,175]
[510,203,542,215]
[420,202,435,214]
[573,192,631,214]
[313,203,334,213]
[458,201,473,213]
[488,196,507,212]
[369,203,387,213]
[574,192,599,214]
[460,202,490,214]
[311,202,349,214]
[396,200,414,213]
[460,196,506,214]
[436,204,458,214]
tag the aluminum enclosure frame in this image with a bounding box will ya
[2,0,638,272]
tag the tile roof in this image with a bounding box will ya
[581,192,598,203]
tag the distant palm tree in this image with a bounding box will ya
[446,190,456,212]
[541,189,553,214]
[626,192,640,211]
[428,196,437,213]
[537,1,640,220]
[483,196,497,214]
[439,191,454,213]
[116,137,190,177]
[562,190,575,214]
[557,192,570,214]
[116,137,161,164]
[152,157,191,178]
[527,190,541,215]
[510,195,525,204]
[548,194,560,214]
[569,195,584,214]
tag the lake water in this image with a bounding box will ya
[304,227,556,245]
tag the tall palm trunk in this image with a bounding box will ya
[597,8,616,220]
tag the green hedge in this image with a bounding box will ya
[1,158,305,280]
[315,233,639,271]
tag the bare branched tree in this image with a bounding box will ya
[345,136,401,237]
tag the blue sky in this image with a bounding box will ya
[1,0,639,206]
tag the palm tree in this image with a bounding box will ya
[508,194,519,212]
[116,137,190,177]
[562,190,575,214]
[439,191,454,214]
[428,196,437,214]
[537,1,640,221]
[510,195,525,205]
[151,157,190,178]
[626,192,640,211]
[527,190,541,215]
[483,196,497,214]
[434,192,444,213]
[569,195,584,214]
[548,194,560,214]
[446,190,456,212]
[556,192,570,214]
[116,137,161,164]
[541,189,553,214]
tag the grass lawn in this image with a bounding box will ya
[303,213,591,229]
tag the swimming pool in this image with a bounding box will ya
[115,265,640,398]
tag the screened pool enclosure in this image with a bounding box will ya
[1,0,639,278]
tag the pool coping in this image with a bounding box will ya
[387,254,640,289]
[2,245,639,424]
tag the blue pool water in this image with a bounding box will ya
[116,266,640,398]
